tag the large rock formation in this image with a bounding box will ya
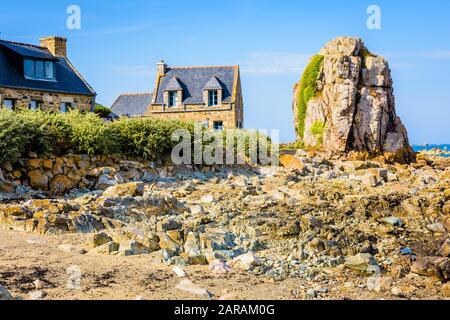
[293,37,413,162]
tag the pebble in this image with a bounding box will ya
[172,266,188,278]
[175,280,212,299]
[29,290,47,300]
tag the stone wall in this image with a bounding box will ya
[0,154,173,194]
[146,104,238,129]
[0,87,94,112]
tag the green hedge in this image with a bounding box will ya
[0,109,194,161]
[0,110,272,163]
[94,104,112,118]
[297,55,324,139]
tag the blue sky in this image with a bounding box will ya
[1,0,450,143]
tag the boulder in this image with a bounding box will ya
[89,241,120,255]
[28,170,49,190]
[279,154,305,171]
[0,285,13,300]
[95,174,118,190]
[437,238,450,257]
[102,182,145,198]
[49,175,77,193]
[344,253,380,274]
[118,240,149,256]
[87,232,113,248]
[230,252,261,271]
[0,179,15,193]
[411,256,450,280]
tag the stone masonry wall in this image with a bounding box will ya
[0,154,174,194]
[0,87,93,112]
[146,104,238,129]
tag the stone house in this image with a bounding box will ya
[111,61,244,130]
[0,36,96,112]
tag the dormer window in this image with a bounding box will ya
[208,90,218,106]
[24,59,55,81]
[168,91,177,107]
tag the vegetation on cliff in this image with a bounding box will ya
[297,55,324,139]
[310,120,325,146]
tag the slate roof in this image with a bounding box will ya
[164,77,184,91]
[203,76,223,90]
[154,66,236,104]
[110,93,152,116]
[0,39,95,96]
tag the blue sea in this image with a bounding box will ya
[413,144,450,157]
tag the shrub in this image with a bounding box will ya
[297,55,324,139]
[110,118,194,160]
[220,129,273,163]
[0,110,274,164]
[64,111,119,156]
[94,104,112,118]
[0,110,38,162]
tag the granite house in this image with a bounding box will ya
[111,61,244,130]
[0,36,96,112]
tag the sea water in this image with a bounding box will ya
[413,144,450,157]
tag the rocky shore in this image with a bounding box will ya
[1,149,449,300]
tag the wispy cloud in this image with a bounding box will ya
[240,52,312,75]
[111,65,153,77]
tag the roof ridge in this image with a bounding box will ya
[169,65,236,69]
[120,92,153,96]
[0,39,48,51]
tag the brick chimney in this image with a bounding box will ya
[157,60,167,76]
[40,36,67,58]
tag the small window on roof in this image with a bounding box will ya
[168,91,177,107]
[45,61,55,79]
[24,59,55,81]
[35,61,44,79]
[208,90,218,106]
[24,59,35,78]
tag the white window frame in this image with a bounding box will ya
[168,91,177,108]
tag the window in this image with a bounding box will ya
[168,91,177,107]
[45,61,55,79]
[24,59,35,78]
[213,121,223,131]
[208,90,218,106]
[237,121,243,129]
[29,100,42,111]
[35,61,44,79]
[24,59,55,81]
[60,102,72,113]
[3,99,15,110]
